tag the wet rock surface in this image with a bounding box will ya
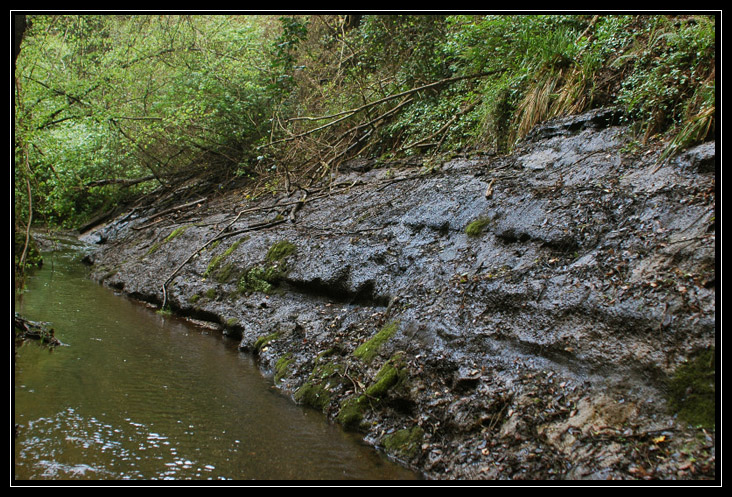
[81,109,716,480]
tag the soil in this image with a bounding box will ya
[80,108,717,481]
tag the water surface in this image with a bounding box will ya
[14,246,418,481]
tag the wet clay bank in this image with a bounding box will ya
[82,109,716,480]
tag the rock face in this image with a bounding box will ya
[82,109,716,480]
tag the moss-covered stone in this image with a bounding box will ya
[253,332,281,353]
[238,264,283,294]
[383,426,425,460]
[165,224,190,242]
[294,353,345,411]
[266,240,296,263]
[205,238,244,279]
[337,395,370,431]
[146,224,191,256]
[275,353,294,382]
[667,348,716,428]
[465,216,491,237]
[146,242,161,256]
[294,381,332,411]
[365,352,406,399]
[337,352,407,431]
[213,262,236,283]
[237,240,297,294]
[354,320,400,363]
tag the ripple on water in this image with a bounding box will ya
[15,407,219,480]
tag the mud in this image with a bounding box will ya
[81,108,716,480]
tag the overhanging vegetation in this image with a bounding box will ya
[14,13,716,271]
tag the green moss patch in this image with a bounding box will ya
[146,224,191,256]
[383,426,424,460]
[294,382,332,411]
[165,224,190,242]
[294,354,344,412]
[337,352,407,431]
[275,353,294,382]
[365,352,406,399]
[337,395,370,431]
[238,240,297,294]
[354,320,400,363]
[266,240,296,263]
[253,332,281,353]
[667,348,716,428]
[465,216,491,237]
[205,238,245,280]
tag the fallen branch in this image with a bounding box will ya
[86,175,157,188]
[14,314,61,347]
[142,198,207,223]
[399,100,480,153]
[160,214,285,310]
[261,70,505,149]
[158,178,382,309]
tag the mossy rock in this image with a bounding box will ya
[294,381,332,411]
[274,353,294,382]
[465,216,491,237]
[337,352,407,431]
[337,395,370,431]
[205,238,245,279]
[354,320,400,363]
[266,240,296,263]
[165,224,190,242]
[253,332,281,353]
[294,355,345,411]
[212,262,237,283]
[238,264,285,294]
[145,224,192,256]
[237,240,297,294]
[365,352,406,399]
[667,348,716,428]
[383,426,424,461]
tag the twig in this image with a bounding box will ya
[261,70,505,149]
[160,214,286,309]
[400,100,480,153]
[143,198,207,223]
[484,178,496,199]
[86,175,157,188]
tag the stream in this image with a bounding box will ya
[13,242,419,481]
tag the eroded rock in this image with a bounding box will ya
[83,109,716,480]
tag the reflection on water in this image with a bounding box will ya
[14,247,418,481]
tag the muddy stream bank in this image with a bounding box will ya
[80,109,717,480]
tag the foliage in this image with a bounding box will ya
[14,14,716,235]
[15,15,275,228]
